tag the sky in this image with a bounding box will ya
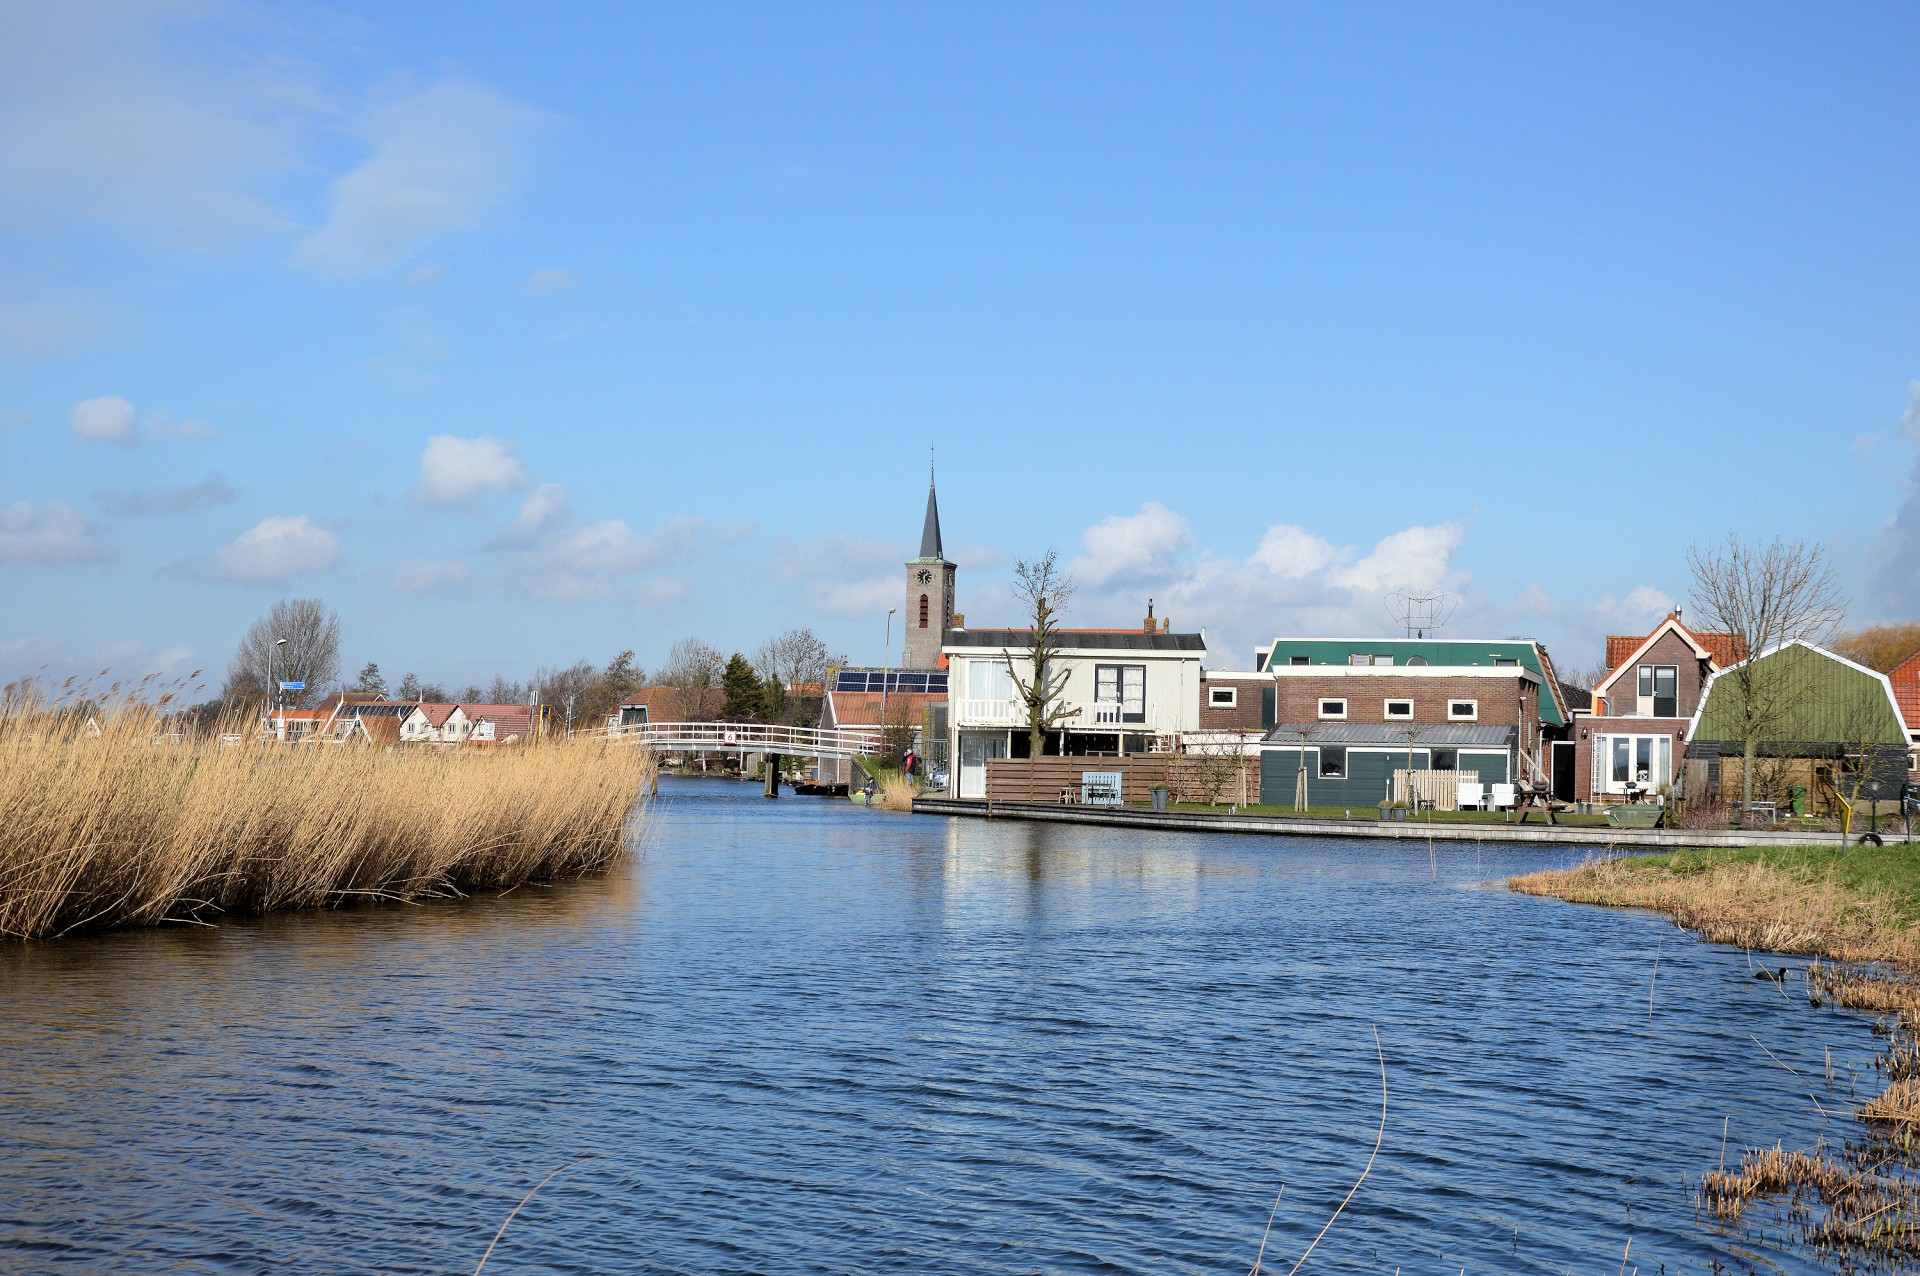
[2,0,1918,696]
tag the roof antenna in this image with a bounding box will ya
[1385,590,1455,640]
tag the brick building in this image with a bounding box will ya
[1572,612,1735,804]
[1260,664,1543,807]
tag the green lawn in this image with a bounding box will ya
[1601,842,1920,926]
[1165,801,1612,828]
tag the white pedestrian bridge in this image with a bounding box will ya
[600,720,886,760]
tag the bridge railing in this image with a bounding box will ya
[600,721,887,758]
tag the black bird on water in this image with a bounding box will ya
[1754,966,1790,983]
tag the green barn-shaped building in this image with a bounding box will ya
[1687,640,1912,808]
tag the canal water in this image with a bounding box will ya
[0,777,1886,1273]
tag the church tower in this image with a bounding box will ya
[903,477,955,669]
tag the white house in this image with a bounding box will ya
[943,624,1206,798]
[399,703,466,744]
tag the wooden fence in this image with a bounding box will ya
[984,754,1260,805]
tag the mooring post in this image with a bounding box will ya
[764,752,781,798]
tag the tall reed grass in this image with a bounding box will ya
[0,699,654,939]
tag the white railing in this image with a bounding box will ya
[954,698,1173,731]
[1087,699,1150,727]
[954,697,1024,726]
[601,720,886,758]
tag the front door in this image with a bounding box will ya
[1551,740,1575,801]
[958,732,1006,799]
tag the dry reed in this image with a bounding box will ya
[873,772,918,813]
[0,700,654,939]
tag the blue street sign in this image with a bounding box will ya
[279,681,305,691]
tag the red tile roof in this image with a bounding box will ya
[1891,650,1920,728]
[414,703,458,728]
[461,704,533,740]
[1604,614,1743,672]
[826,690,944,728]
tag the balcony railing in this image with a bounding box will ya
[953,698,1160,730]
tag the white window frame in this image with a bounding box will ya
[1318,697,1347,720]
[1383,698,1413,719]
[1448,699,1478,721]
[1208,685,1237,708]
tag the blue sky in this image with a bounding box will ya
[2,1,1917,694]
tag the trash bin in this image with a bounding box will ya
[1790,785,1807,816]
[1150,787,1169,811]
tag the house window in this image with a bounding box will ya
[1319,746,1347,778]
[1448,700,1477,721]
[1596,733,1673,793]
[1318,698,1347,720]
[1384,699,1413,718]
[1289,656,1309,666]
[1209,686,1237,708]
[1431,747,1458,770]
[919,594,929,628]
[1638,664,1678,717]
[1493,657,1518,667]
[1349,654,1371,666]
[1373,655,1393,666]
[1094,664,1147,723]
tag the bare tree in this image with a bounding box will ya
[1687,534,1846,812]
[1559,657,1611,695]
[660,637,724,720]
[485,675,530,705]
[532,661,597,729]
[755,627,835,724]
[224,599,341,708]
[1003,551,1078,758]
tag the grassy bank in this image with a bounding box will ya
[1171,801,1612,827]
[0,705,655,940]
[1513,844,1920,1258]
[1510,843,1920,965]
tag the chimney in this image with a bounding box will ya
[1160,617,1170,633]
[1143,598,1156,634]
[951,612,965,629]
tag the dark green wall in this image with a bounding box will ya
[1260,746,1510,805]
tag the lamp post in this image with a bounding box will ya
[881,606,897,761]
[270,636,287,740]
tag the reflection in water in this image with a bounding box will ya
[0,776,1876,1273]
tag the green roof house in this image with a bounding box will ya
[1687,640,1913,805]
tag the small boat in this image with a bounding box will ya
[1603,804,1664,829]
[792,781,848,797]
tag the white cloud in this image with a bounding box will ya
[1073,502,1194,588]
[491,484,701,601]
[390,558,470,592]
[1327,522,1464,592]
[68,395,216,445]
[0,4,310,251]
[526,267,580,292]
[95,474,237,515]
[1249,524,1338,579]
[69,394,137,442]
[211,515,339,585]
[414,434,533,505]
[1620,585,1676,618]
[1874,380,1920,611]
[0,500,114,565]
[298,79,542,274]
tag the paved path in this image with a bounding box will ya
[910,797,1860,849]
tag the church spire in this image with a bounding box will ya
[918,473,944,561]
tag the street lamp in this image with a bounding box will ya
[271,636,287,740]
[881,606,897,760]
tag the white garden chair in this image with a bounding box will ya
[1490,782,1517,810]
[1456,781,1486,811]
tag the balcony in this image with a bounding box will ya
[954,697,1161,731]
